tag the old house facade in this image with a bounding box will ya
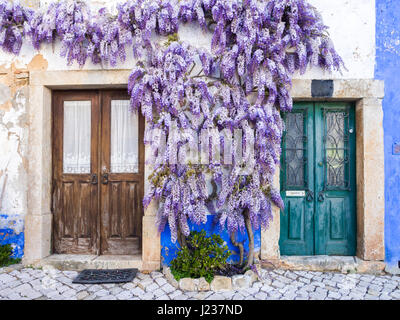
[0,0,398,273]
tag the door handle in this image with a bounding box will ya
[102,173,109,185]
[318,191,325,202]
[306,190,314,202]
[91,174,98,185]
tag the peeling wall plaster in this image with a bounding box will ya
[0,86,28,216]
[0,83,28,258]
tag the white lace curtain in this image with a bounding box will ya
[111,100,139,173]
[63,101,91,174]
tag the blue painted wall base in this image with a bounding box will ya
[161,215,261,266]
[0,214,24,259]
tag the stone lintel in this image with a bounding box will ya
[291,79,384,100]
[30,70,131,87]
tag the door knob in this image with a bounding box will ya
[102,173,109,185]
[91,174,98,185]
[318,191,325,202]
[306,190,314,202]
[318,161,324,167]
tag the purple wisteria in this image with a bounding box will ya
[0,0,344,70]
[0,0,344,265]
[0,0,32,55]
[27,1,133,67]
[125,0,343,251]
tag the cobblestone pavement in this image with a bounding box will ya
[0,265,399,300]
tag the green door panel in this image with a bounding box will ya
[314,103,356,255]
[279,103,314,256]
[280,102,356,256]
[280,197,314,255]
[328,198,346,240]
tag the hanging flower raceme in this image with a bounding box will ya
[91,7,133,66]
[27,0,92,66]
[28,0,134,67]
[152,167,209,243]
[215,171,275,234]
[0,0,32,55]
[128,42,220,243]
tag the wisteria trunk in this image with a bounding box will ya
[243,209,255,270]
[230,232,245,267]
[229,208,255,270]
[177,228,188,249]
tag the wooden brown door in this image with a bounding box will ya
[52,91,101,254]
[99,91,144,255]
[52,90,144,255]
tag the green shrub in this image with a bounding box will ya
[0,244,21,267]
[170,230,231,283]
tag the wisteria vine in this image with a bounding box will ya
[0,0,344,267]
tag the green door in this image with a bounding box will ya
[279,102,356,256]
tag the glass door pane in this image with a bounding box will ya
[323,109,350,190]
[63,100,91,174]
[110,100,139,173]
[284,111,307,189]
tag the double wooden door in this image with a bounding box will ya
[279,102,356,256]
[52,90,144,255]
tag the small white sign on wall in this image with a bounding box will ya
[286,190,306,197]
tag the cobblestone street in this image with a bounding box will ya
[0,265,399,300]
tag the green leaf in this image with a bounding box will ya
[169,231,231,282]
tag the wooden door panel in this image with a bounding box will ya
[100,91,144,255]
[107,181,140,238]
[52,91,100,255]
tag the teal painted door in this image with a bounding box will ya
[279,102,356,256]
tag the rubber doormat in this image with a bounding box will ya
[72,268,138,284]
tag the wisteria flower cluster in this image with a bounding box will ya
[124,0,343,257]
[128,39,287,244]
[1,1,344,71]
[151,167,209,244]
[0,0,344,265]
[27,0,134,66]
[0,0,32,54]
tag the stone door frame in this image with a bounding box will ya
[23,71,385,270]
[24,70,160,271]
[261,79,385,262]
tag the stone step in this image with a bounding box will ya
[261,255,386,274]
[35,254,143,271]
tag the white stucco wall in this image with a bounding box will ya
[0,0,376,221]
